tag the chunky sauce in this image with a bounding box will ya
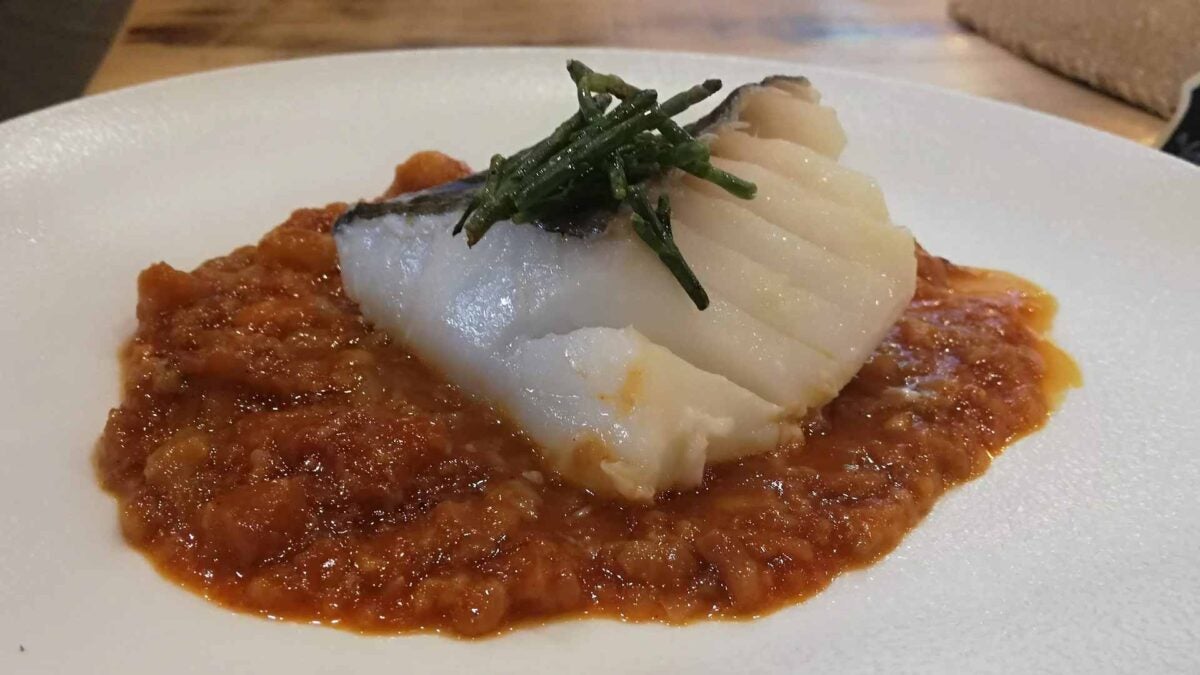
[97,152,1078,636]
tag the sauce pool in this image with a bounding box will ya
[96,152,1078,637]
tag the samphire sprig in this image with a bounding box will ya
[451,60,757,310]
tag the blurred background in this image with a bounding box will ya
[0,0,133,119]
[2,0,1198,148]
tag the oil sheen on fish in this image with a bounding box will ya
[334,77,917,500]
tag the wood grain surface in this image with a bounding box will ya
[88,0,1165,144]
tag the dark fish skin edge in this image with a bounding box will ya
[333,75,810,237]
[684,74,810,136]
[332,173,486,235]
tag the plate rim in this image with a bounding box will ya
[4,45,1197,180]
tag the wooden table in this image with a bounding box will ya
[88,0,1165,145]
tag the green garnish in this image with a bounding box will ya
[452,60,757,310]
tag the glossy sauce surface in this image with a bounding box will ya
[97,153,1077,636]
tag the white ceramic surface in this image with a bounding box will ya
[1,48,1198,675]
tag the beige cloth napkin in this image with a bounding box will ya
[950,0,1200,118]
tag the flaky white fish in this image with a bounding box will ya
[334,76,916,500]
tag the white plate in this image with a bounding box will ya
[1,47,1198,675]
